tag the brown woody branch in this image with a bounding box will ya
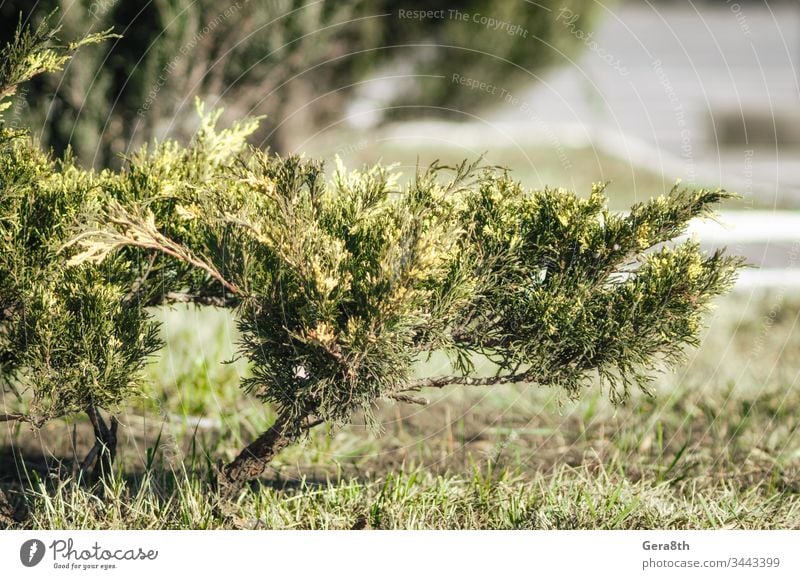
[106,217,242,296]
[0,413,28,423]
[219,410,299,496]
[81,403,119,481]
[398,371,536,393]
[66,206,244,298]
[388,392,429,406]
[164,292,238,308]
[301,415,325,430]
[219,409,326,498]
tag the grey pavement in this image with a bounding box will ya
[488,1,800,205]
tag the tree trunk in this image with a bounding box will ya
[218,411,303,498]
[80,403,118,483]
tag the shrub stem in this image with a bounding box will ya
[80,403,118,482]
[219,410,318,497]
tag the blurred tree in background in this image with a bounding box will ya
[0,0,597,168]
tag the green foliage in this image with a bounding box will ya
[69,116,741,431]
[459,180,741,401]
[0,12,112,116]
[0,100,264,421]
[0,19,155,421]
[2,14,740,459]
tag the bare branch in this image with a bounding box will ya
[85,402,108,441]
[164,292,238,308]
[122,252,157,304]
[399,371,536,393]
[65,203,243,297]
[388,392,429,406]
[0,413,28,423]
[82,403,119,480]
[300,416,325,430]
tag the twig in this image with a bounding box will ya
[388,392,429,406]
[0,413,28,423]
[122,251,158,304]
[398,370,536,393]
[164,292,238,308]
[66,204,244,297]
[300,416,325,430]
[107,214,242,296]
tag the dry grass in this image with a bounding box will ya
[1,289,799,529]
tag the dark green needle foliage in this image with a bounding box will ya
[0,19,249,429]
[459,178,740,402]
[72,135,742,435]
[2,15,742,488]
[0,17,162,426]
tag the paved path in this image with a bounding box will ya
[488,1,800,205]
[371,3,800,287]
[685,211,800,287]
